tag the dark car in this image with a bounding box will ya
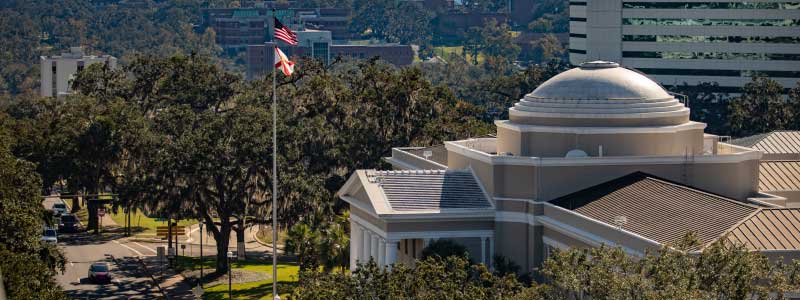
[59,214,79,233]
[88,262,112,283]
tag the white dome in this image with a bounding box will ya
[509,61,690,127]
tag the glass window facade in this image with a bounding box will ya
[623,18,800,26]
[623,51,800,61]
[623,35,800,44]
[312,42,329,64]
[636,68,800,78]
[623,2,800,9]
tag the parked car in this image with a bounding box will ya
[41,228,57,244]
[52,203,67,215]
[59,214,80,233]
[88,262,112,283]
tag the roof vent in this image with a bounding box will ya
[565,149,589,158]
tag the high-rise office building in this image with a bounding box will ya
[40,47,117,98]
[569,1,800,92]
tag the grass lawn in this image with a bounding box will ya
[175,257,299,300]
[109,209,196,235]
[433,45,484,63]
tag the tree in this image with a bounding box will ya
[0,135,66,299]
[530,34,566,63]
[668,82,732,136]
[728,77,792,137]
[421,239,470,260]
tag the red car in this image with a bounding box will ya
[88,262,112,283]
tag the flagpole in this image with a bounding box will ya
[271,46,279,300]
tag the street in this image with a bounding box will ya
[44,195,277,299]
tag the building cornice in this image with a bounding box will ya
[445,140,761,166]
[495,120,706,134]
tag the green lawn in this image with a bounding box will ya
[433,46,484,63]
[175,257,299,300]
[108,209,196,235]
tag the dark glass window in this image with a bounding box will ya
[623,2,800,9]
[570,1,587,6]
[635,68,800,78]
[569,17,587,22]
[623,18,800,26]
[569,33,587,38]
[568,49,587,54]
[623,51,800,61]
[623,35,800,44]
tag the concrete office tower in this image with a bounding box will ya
[40,47,117,97]
[338,61,800,273]
[569,1,800,92]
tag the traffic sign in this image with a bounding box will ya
[156,226,185,237]
[97,208,106,217]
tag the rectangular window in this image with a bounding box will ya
[569,17,587,22]
[623,35,800,44]
[312,42,329,64]
[569,1,587,6]
[637,67,800,78]
[623,18,800,27]
[569,33,587,38]
[623,2,800,10]
[623,51,800,61]
[568,49,587,54]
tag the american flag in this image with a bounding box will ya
[274,17,298,45]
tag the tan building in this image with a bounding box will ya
[733,131,800,208]
[338,61,800,272]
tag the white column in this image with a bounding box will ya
[385,239,399,269]
[371,234,378,262]
[378,238,386,266]
[362,229,371,263]
[423,238,431,248]
[350,223,361,270]
[488,236,495,270]
[480,237,487,265]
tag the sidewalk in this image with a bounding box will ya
[140,256,196,300]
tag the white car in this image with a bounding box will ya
[52,203,67,215]
[41,228,58,244]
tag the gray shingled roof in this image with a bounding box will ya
[550,172,759,247]
[731,131,800,154]
[367,170,491,211]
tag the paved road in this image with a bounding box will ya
[58,231,163,299]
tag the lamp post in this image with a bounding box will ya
[227,251,234,300]
[199,222,204,287]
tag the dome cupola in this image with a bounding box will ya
[509,61,689,127]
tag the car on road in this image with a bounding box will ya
[52,202,67,215]
[59,214,80,233]
[88,262,112,283]
[41,228,57,244]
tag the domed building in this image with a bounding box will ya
[338,62,800,272]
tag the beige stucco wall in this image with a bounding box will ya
[497,128,704,158]
[386,220,494,232]
[764,190,800,208]
[450,148,759,201]
[495,221,539,272]
[351,206,387,232]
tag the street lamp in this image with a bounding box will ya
[199,222,204,287]
[227,250,234,300]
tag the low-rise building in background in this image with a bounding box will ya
[39,47,117,98]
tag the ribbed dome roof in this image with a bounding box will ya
[509,61,690,127]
